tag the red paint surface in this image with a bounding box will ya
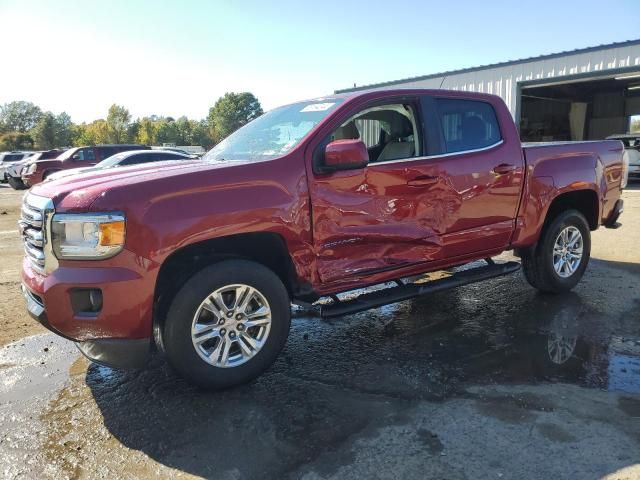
[24,89,624,342]
[324,139,369,169]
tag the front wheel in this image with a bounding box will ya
[521,209,591,293]
[7,176,27,190]
[163,259,291,390]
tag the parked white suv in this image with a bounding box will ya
[0,151,33,183]
[5,149,64,189]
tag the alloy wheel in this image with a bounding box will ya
[191,284,272,368]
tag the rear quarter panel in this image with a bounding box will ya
[512,140,624,247]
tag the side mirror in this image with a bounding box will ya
[324,139,369,171]
[72,153,81,161]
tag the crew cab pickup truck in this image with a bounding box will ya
[22,144,150,186]
[19,89,625,389]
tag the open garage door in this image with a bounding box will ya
[519,72,640,141]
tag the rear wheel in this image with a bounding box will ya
[163,259,291,390]
[521,209,591,293]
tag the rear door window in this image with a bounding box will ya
[119,153,149,165]
[99,147,118,160]
[436,99,501,154]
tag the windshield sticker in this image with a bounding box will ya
[300,102,335,112]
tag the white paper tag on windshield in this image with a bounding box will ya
[300,102,335,112]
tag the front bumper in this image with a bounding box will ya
[21,283,149,368]
[629,164,640,178]
[21,250,158,369]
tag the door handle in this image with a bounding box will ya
[407,175,439,187]
[492,163,516,175]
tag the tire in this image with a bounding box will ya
[7,176,27,190]
[162,259,291,390]
[522,209,591,293]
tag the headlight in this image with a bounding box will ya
[25,163,36,174]
[51,213,126,259]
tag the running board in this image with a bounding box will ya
[319,261,521,318]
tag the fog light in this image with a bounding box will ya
[89,289,103,311]
[70,288,103,316]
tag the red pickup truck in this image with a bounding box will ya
[20,89,625,389]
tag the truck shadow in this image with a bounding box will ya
[84,259,640,478]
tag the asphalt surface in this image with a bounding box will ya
[0,183,639,479]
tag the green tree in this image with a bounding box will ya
[175,116,192,145]
[31,112,57,149]
[208,92,263,140]
[74,120,109,145]
[55,112,74,147]
[105,104,131,143]
[136,117,157,145]
[127,120,141,145]
[155,118,179,145]
[191,120,215,149]
[32,111,74,149]
[0,132,34,150]
[0,101,42,132]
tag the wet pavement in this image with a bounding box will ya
[1,187,639,479]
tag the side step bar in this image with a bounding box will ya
[319,261,521,318]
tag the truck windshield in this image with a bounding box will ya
[57,148,78,161]
[203,99,344,162]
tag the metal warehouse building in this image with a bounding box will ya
[336,39,640,142]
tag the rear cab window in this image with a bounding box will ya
[435,98,502,154]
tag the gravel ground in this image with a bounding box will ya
[0,182,639,479]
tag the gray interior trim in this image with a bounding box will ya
[372,140,504,166]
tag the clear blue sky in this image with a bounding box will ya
[1,0,638,122]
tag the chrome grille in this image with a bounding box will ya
[19,194,52,273]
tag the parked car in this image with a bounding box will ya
[45,149,197,182]
[153,147,195,156]
[0,151,33,183]
[607,134,640,183]
[5,150,64,190]
[20,89,625,390]
[21,144,150,186]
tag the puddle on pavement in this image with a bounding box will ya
[27,268,640,477]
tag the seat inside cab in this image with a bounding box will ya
[331,104,420,163]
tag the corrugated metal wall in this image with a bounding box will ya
[339,42,640,119]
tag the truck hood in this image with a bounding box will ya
[30,158,64,169]
[30,159,252,210]
[45,166,96,181]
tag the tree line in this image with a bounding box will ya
[0,92,263,151]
